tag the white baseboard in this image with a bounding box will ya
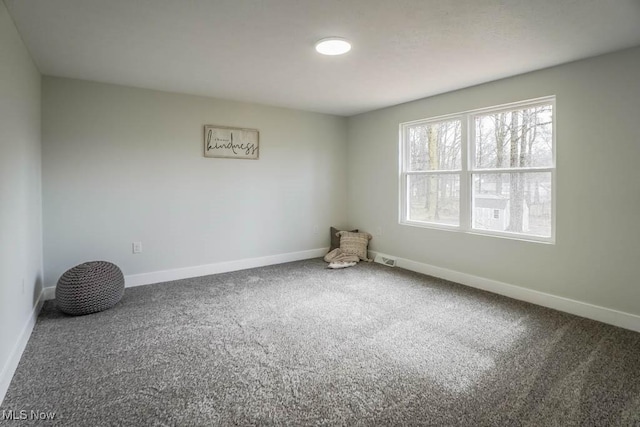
[125,247,328,288]
[39,246,638,341]
[0,289,46,406]
[369,251,640,333]
[43,286,55,301]
[42,248,329,299]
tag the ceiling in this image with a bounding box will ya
[5,0,640,116]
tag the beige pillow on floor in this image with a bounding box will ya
[337,231,372,261]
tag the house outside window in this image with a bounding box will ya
[400,97,555,243]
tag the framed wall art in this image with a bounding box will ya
[204,125,259,159]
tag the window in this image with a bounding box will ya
[400,97,555,242]
[404,118,462,226]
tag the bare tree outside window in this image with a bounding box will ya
[407,119,461,225]
[400,97,555,242]
[473,105,553,237]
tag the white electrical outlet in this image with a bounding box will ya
[375,226,383,237]
[132,242,142,254]
[313,225,319,234]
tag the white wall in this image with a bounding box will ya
[0,1,43,400]
[347,47,640,317]
[42,77,348,287]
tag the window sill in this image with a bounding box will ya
[399,220,555,244]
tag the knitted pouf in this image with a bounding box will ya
[55,261,125,315]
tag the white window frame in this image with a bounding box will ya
[399,96,556,244]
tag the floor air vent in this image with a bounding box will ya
[374,254,397,267]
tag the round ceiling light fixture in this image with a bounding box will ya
[315,37,352,56]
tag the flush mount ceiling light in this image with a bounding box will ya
[315,37,351,56]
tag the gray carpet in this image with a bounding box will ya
[2,258,640,426]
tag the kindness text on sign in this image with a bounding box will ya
[204,125,259,159]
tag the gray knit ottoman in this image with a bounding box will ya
[55,261,125,315]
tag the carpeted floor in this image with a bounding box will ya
[2,258,640,426]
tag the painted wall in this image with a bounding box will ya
[42,77,348,287]
[0,0,43,397]
[347,47,640,316]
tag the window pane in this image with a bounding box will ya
[408,174,460,226]
[474,104,553,169]
[472,172,552,237]
[408,120,461,171]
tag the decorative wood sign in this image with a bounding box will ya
[204,125,259,159]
